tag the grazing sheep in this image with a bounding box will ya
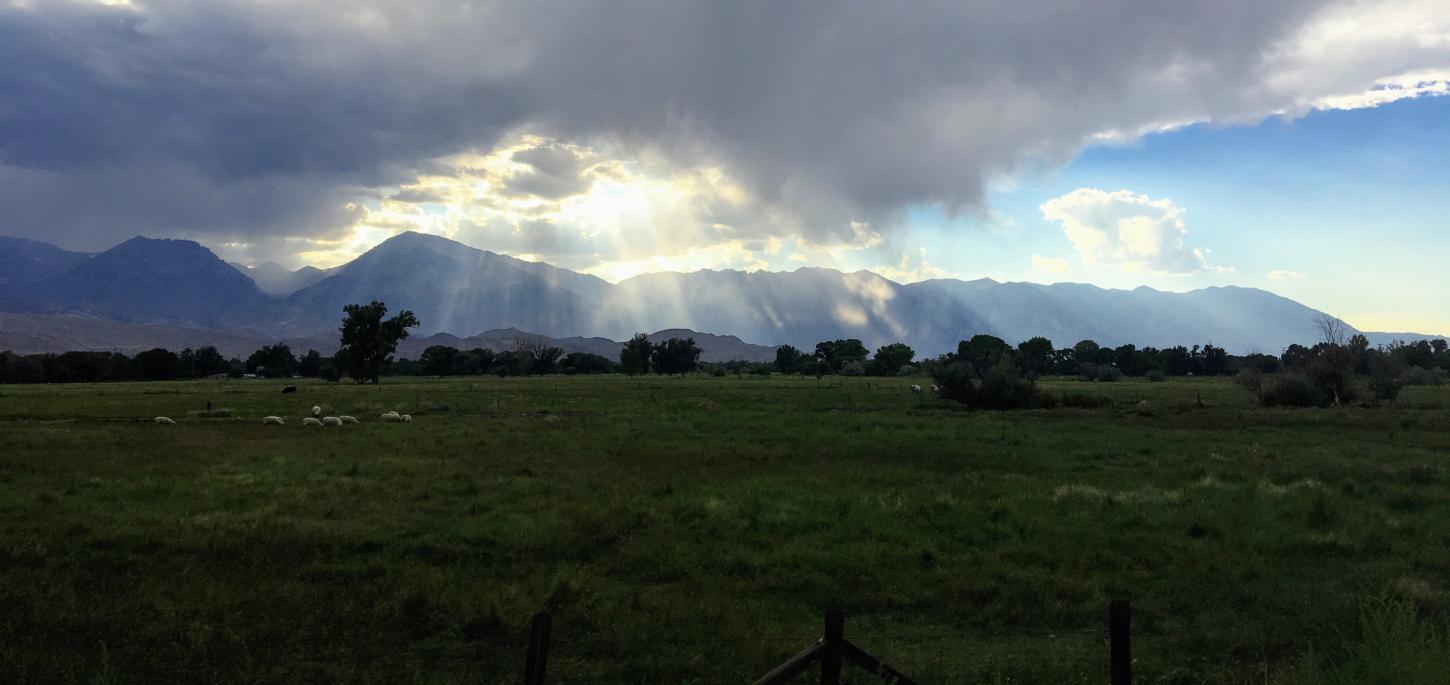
[910,384,923,395]
[311,405,322,416]
[281,386,297,394]
[154,416,176,425]
[931,385,940,394]
[302,417,323,427]
[380,411,402,422]
[339,415,359,424]
[262,416,286,425]
[322,416,343,427]
[400,414,413,423]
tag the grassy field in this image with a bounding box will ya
[1,374,1448,683]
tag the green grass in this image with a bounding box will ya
[1,375,1448,683]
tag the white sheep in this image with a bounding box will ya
[262,416,285,425]
[339,416,359,424]
[154,416,176,425]
[400,414,413,423]
[311,405,322,416]
[910,384,923,395]
[302,417,323,427]
[380,411,402,422]
[931,385,940,394]
[322,416,343,427]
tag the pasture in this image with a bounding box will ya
[1,375,1448,683]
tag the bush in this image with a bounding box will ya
[1145,369,1167,383]
[1307,348,1359,406]
[1399,366,1445,386]
[931,357,1048,410]
[1059,392,1112,408]
[1368,357,1405,403]
[840,361,867,377]
[1079,363,1122,382]
[1279,594,1450,685]
[1234,368,1264,403]
[1262,375,1319,408]
[976,355,1042,409]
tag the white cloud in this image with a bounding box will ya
[1272,1,1450,114]
[1268,270,1308,280]
[1040,189,1218,275]
[869,248,955,284]
[1032,255,1072,275]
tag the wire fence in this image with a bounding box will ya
[526,605,1125,684]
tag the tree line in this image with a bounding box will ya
[403,333,705,377]
[0,301,422,385]
[3,303,1446,401]
[769,336,1240,380]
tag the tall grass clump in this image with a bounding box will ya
[1278,594,1450,684]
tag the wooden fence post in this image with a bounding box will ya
[524,612,551,685]
[821,609,844,685]
[1110,599,1131,685]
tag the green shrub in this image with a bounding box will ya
[931,357,1048,410]
[1078,363,1123,382]
[1263,375,1319,407]
[1059,392,1112,408]
[1235,368,1264,403]
[1145,369,1167,383]
[1280,594,1450,685]
[977,355,1042,409]
[1399,366,1445,386]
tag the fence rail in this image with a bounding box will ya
[521,599,1133,684]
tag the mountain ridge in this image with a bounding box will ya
[0,313,776,362]
[0,232,1442,355]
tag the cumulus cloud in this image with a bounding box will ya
[0,0,1447,264]
[870,248,955,284]
[1268,270,1308,280]
[1040,189,1217,275]
[1032,255,1072,275]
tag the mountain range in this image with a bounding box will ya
[0,232,1442,359]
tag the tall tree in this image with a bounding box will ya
[871,342,915,375]
[815,338,868,372]
[959,334,1011,379]
[336,301,419,384]
[620,333,653,375]
[134,347,181,380]
[1016,336,1055,377]
[419,345,461,376]
[530,347,564,375]
[1313,314,1349,347]
[184,346,230,377]
[297,349,323,377]
[652,337,702,375]
[1071,339,1103,367]
[774,344,810,374]
[246,343,298,378]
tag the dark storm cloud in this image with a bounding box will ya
[0,1,525,248]
[0,1,1380,252]
[389,188,449,204]
[503,145,592,200]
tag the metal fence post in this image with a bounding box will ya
[524,612,551,685]
[1110,599,1131,685]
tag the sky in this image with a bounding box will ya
[1,0,1447,333]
